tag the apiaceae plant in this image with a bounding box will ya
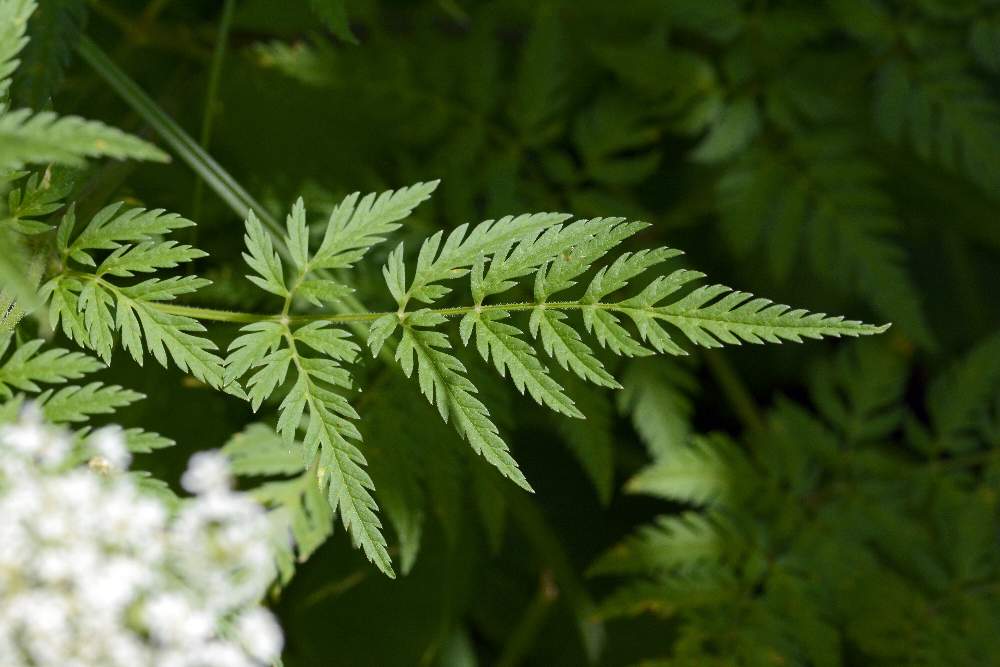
[1,0,885,577]
[2,0,1000,665]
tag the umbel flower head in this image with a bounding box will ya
[0,406,283,667]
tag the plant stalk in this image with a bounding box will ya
[192,0,236,223]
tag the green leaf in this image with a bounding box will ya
[647,284,889,348]
[625,435,749,506]
[0,229,39,331]
[397,321,532,491]
[306,0,358,45]
[462,310,582,418]
[472,217,623,303]
[530,309,619,389]
[225,422,303,477]
[312,181,439,271]
[402,212,571,306]
[304,380,393,577]
[533,219,648,302]
[224,424,334,584]
[78,278,114,362]
[66,203,196,266]
[3,166,74,234]
[925,333,1000,453]
[285,197,310,272]
[42,274,87,342]
[114,286,226,387]
[367,313,398,357]
[224,321,284,389]
[717,137,932,346]
[591,512,734,576]
[97,241,206,277]
[809,339,908,445]
[36,381,143,423]
[0,108,168,171]
[573,94,662,186]
[875,57,1000,194]
[691,97,761,163]
[618,358,698,459]
[0,0,34,98]
[226,320,389,575]
[42,250,224,386]
[294,321,359,362]
[121,428,173,453]
[242,209,288,297]
[0,334,103,398]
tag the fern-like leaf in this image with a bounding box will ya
[591,512,734,576]
[35,381,141,423]
[311,181,439,271]
[0,0,33,98]
[0,108,168,170]
[717,136,932,345]
[3,166,73,234]
[875,56,1000,194]
[460,310,582,418]
[41,204,226,386]
[625,435,749,506]
[227,195,430,577]
[230,183,887,577]
[397,212,571,307]
[0,333,102,398]
[396,313,532,491]
[617,358,698,459]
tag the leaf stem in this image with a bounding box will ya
[77,35,267,227]
[703,350,765,433]
[148,299,888,335]
[496,570,559,667]
[192,0,236,223]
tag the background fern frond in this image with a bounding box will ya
[0,0,34,99]
[625,434,750,507]
[11,0,85,108]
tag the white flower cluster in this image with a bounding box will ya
[0,406,283,667]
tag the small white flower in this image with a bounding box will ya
[181,450,233,495]
[89,426,131,470]
[236,607,284,663]
[144,592,216,646]
[0,404,68,467]
[0,413,284,666]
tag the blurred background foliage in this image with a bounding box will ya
[11,0,1000,664]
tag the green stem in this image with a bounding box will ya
[703,349,765,433]
[505,488,605,663]
[77,36,265,226]
[495,571,559,667]
[147,298,886,338]
[192,0,236,224]
[146,300,613,326]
